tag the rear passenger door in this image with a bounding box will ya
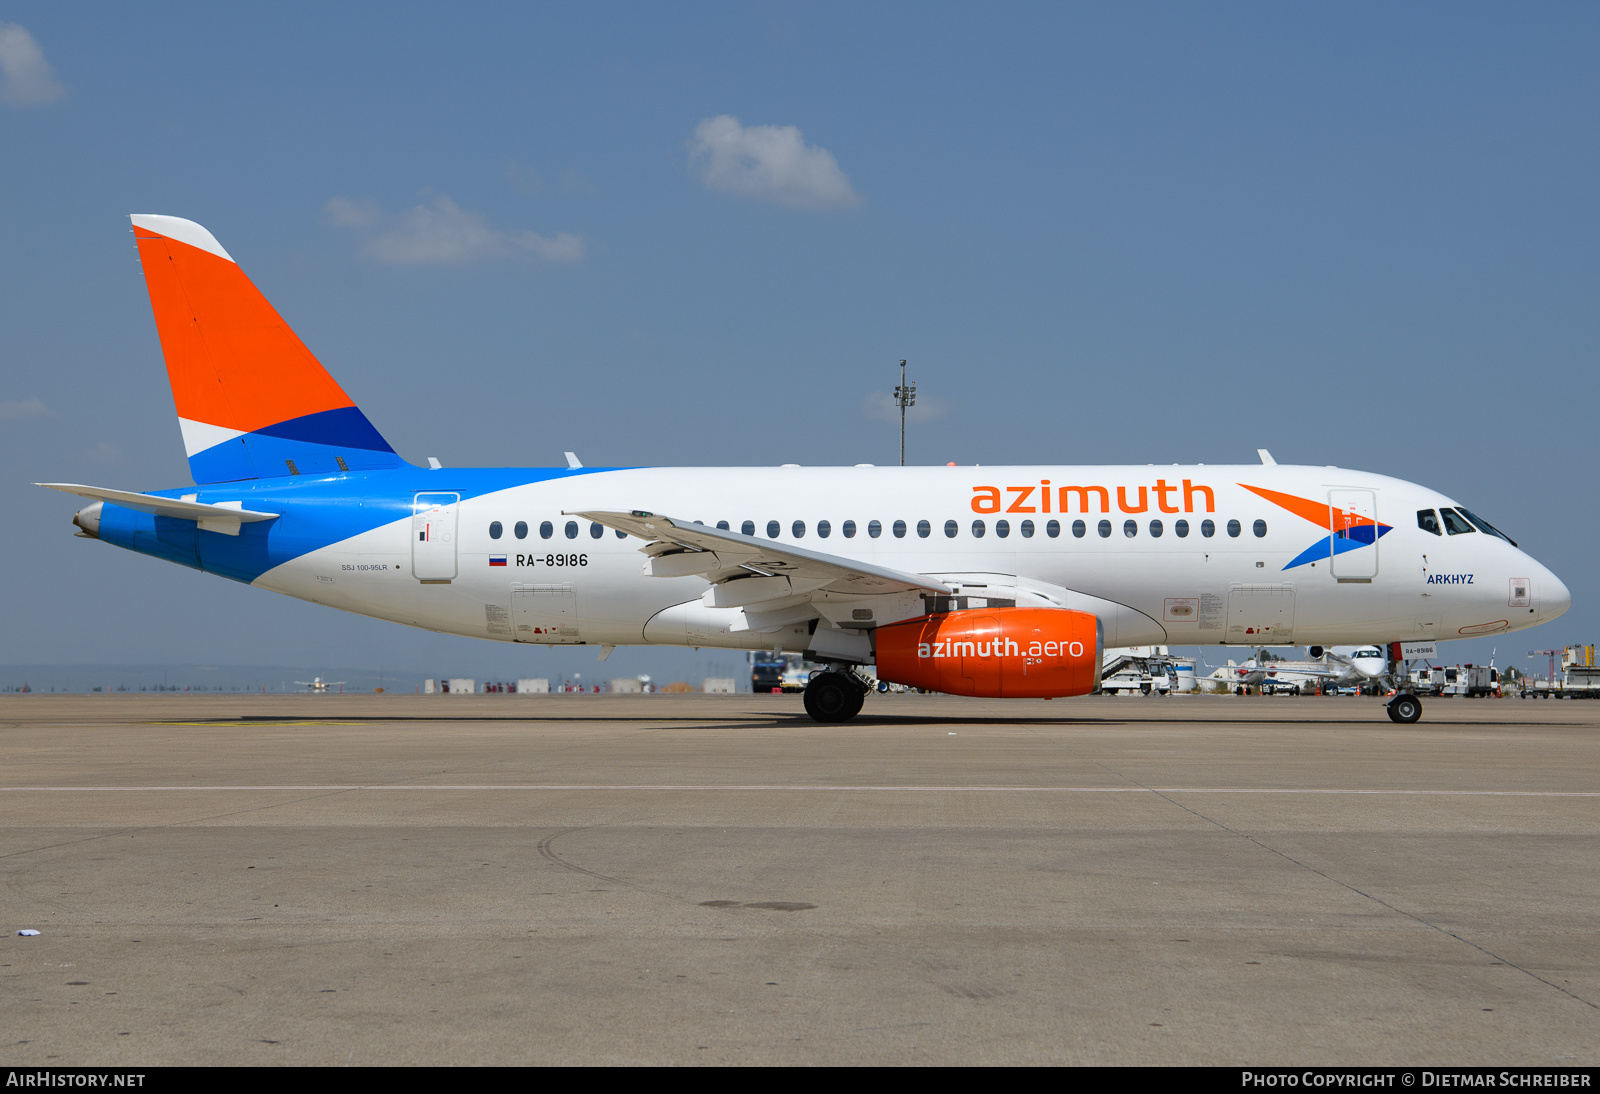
[412,493,459,583]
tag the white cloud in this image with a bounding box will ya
[0,24,66,108]
[688,115,860,210]
[0,396,50,420]
[323,196,380,227]
[326,193,584,266]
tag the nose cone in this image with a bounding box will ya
[72,501,102,538]
[1539,568,1572,625]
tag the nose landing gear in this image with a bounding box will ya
[1387,693,1422,724]
[802,670,869,723]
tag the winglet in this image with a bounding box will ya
[1257,449,1277,466]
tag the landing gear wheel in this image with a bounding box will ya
[803,672,863,723]
[1387,694,1422,724]
[841,686,865,720]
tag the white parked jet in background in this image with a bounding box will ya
[294,678,347,693]
[1208,645,1391,693]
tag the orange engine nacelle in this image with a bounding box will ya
[874,607,1103,699]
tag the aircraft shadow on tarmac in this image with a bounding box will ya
[149,712,1574,729]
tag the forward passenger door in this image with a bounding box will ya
[1328,490,1379,582]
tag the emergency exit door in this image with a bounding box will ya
[412,493,459,582]
[1329,489,1379,582]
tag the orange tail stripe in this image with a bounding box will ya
[134,229,355,435]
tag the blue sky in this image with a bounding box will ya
[1,3,1595,683]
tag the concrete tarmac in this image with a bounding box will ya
[1,691,1597,1066]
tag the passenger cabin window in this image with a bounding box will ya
[1071,520,1085,538]
[792,520,806,538]
[1253,519,1267,537]
[817,520,831,538]
[1149,520,1163,538]
[1047,519,1061,538]
[767,520,780,538]
[842,520,856,538]
[995,519,1010,538]
[1097,520,1112,538]
[971,520,985,538]
[590,522,603,539]
[489,521,503,540]
[564,521,579,539]
[1417,509,1442,536]
[540,521,554,539]
[1227,519,1241,538]
[1020,520,1035,538]
[944,519,958,538]
[514,521,528,540]
[742,520,755,536]
[918,519,932,538]
[1201,519,1215,538]
[893,520,907,538]
[1440,508,1475,535]
[868,520,882,538]
[1123,520,1137,538]
[716,520,729,531]
[1175,519,1189,538]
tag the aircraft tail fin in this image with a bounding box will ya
[130,214,400,484]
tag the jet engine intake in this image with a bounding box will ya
[874,607,1102,698]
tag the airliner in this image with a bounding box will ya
[1210,645,1391,692]
[39,216,1570,724]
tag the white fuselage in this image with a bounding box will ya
[254,464,1568,657]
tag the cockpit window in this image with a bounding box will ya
[1457,508,1518,547]
[1439,508,1475,535]
[1417,509,1442,536]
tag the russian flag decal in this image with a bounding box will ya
[489,555,507,567]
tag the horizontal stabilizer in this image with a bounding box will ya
[37,482,279,536]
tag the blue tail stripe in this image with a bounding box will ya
[189,410,404,484]
[253,406,395,452]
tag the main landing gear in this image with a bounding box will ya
[803,670,869,723]
[1386,693,1423,724]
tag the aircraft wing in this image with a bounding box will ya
[1262,663,1339,679]
[568,509,952,598]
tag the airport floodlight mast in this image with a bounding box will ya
[894,359,916,467]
